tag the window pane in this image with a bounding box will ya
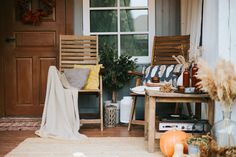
[90,0,117,7]
[99,35,118,54]
[120,10,148,32]
[120,0,148,7]
[121,34,148,56]
[90,11,117,32]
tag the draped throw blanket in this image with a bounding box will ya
[35,66,86,140]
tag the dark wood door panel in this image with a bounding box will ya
[14,31,56,47]
[5,56,57,116]
[5,57,34,116]
[16,57,33,104]
[6,105,43,116]
[1,0,70,117]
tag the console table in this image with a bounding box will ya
[145,90,214,152]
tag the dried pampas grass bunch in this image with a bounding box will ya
[196,58,236,108]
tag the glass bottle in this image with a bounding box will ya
[183,68,190,87]
[191,63,199,87]
[211,105,236,147]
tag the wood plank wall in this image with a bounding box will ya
[156,0,181,36]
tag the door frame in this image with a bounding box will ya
[0,0,74,117]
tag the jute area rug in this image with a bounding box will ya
[5,137,163,157]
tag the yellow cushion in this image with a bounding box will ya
[74,64,102,90]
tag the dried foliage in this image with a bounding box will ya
[172,55,189,69]
[186,134,236,156]
[206,134,236,157]
[160,83,173,93]
[196,58,236,107]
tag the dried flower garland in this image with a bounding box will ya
[196,58,236,108]
[17,0,55,25]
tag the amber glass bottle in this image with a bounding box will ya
[183,67,190,87]
[191,63,201,92]
[191,63,198,87]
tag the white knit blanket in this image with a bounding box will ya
[35,66,86,140]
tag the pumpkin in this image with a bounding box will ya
[160,130,188,157]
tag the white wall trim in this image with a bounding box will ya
[83,0,90,35]
[148,0,156,64]
[218,0,231,59]
[203,0,236,122]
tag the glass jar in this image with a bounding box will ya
[211,105,236,147]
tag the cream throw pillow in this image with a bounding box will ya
[74,64,102,90]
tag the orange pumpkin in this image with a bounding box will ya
[160,130,188,157]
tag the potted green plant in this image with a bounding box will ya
[99,43,137,103]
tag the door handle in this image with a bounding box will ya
[5,37,16,43]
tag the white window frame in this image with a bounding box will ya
[83,0,155,64]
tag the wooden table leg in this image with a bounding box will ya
[144,95,149,140]
[195,103,202,119]
[207,99,215,126]
[148,96,156,153]
[128,96,137,131]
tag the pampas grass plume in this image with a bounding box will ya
[196,58,236,107]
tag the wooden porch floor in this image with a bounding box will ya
[0,124,144,157]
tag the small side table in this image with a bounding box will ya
[145,90,214,153]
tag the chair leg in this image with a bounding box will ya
[144,95,149,140]
[99,76,103,131]
[186,103,193,117]
[174,103,180,114]
[128,96,137,131]
[195,103,201,119]
[100,92,103,131]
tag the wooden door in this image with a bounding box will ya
[0,0,72,116]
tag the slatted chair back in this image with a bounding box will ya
[59,35,98,71]
[151,35,190,65]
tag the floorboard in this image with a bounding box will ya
[0,124,144,157]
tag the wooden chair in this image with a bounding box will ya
[128,35,190,131]
[59,35,103,131]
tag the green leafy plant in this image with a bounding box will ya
[99,43,137,103]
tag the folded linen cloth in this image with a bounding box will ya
[130,86,160,95]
